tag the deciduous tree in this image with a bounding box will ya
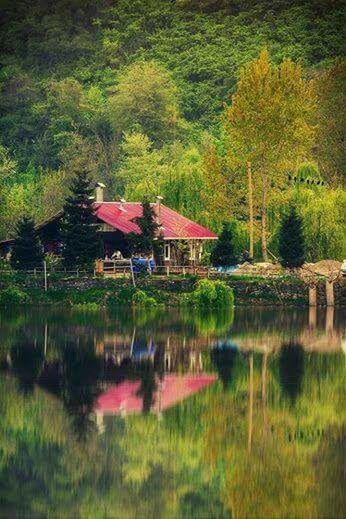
[225,49,316,260]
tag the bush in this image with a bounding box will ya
[132,290,158,307]
[71,302,100,311]
[108,286,158,307]
[0,286,29,306]
[183,279,234,308]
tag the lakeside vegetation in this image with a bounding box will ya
[0,0,345,263]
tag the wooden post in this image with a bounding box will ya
[129,258,136,287]
[247,161,254,259]
[44,323,48,356]
[166,265,170,277]
[309,285,317,306]
[326,280,334,306]
[43,261,48,292]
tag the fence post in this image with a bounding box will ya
[129,258,136,287]
[33,268,36,278]
[166,266,169,277]
[43,261,48,292]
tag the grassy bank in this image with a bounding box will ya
[1,272,339,308]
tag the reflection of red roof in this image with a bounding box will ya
[95,374,216,414]
[94,202,217,240]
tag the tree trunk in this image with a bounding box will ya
[247,162,254,258]
[261,173,269,261]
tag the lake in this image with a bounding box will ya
[0,305,345,518]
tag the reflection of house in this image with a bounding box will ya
[94,332,210,373]
[95,374,216,416]
[0,185,217,266]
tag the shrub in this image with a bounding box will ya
[71,302,100,311]
[0,286,29,306]
[132,290,158,307]
[183,279,234,308]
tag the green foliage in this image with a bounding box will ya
[293,187,345,261]
[211,221,238,267]
[60,171,100,268]
[108,61,181,145]
[71,302,100,311]
[278,205,305,268]
[10,216,44,270]
[295,162,323,185]
[183,279,234,308]
[0,0,344,259]
[132,290,158,308]
[0,286,29,306]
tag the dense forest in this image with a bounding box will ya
[0,0,345,260]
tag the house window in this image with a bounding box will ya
[164,243,170,261]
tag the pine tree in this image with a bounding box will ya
[60,171,100,268]
[129,200,159,255]
[10,216,43,270]
[278,205,305,268]
[211,222,238,267]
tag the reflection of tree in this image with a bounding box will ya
[182,307,234,336]
[179,486,230,519]
[202,351,345,518]
[279,342,304,405]
[10,341,44,394]
[61,340,102,439]
[135,360,157,414]
[211,345,238,389]
[315,425,345,518]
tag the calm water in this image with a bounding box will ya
[0,306,345,518]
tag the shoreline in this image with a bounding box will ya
[1,274,345,308]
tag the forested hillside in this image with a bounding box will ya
[0,0,345,259]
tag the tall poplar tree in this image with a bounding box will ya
[10,216,43,270]
[60,171,100,268]
[225,49,316,261]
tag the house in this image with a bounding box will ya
[0,184,217,266]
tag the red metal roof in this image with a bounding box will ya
[94,202,217,240]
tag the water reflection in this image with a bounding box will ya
[0,306,345,517]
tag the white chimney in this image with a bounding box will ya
[95,182,106,203]
[119,198,126,211]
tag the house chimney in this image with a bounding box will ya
[119,198,126,211]
[95,182,106,203]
